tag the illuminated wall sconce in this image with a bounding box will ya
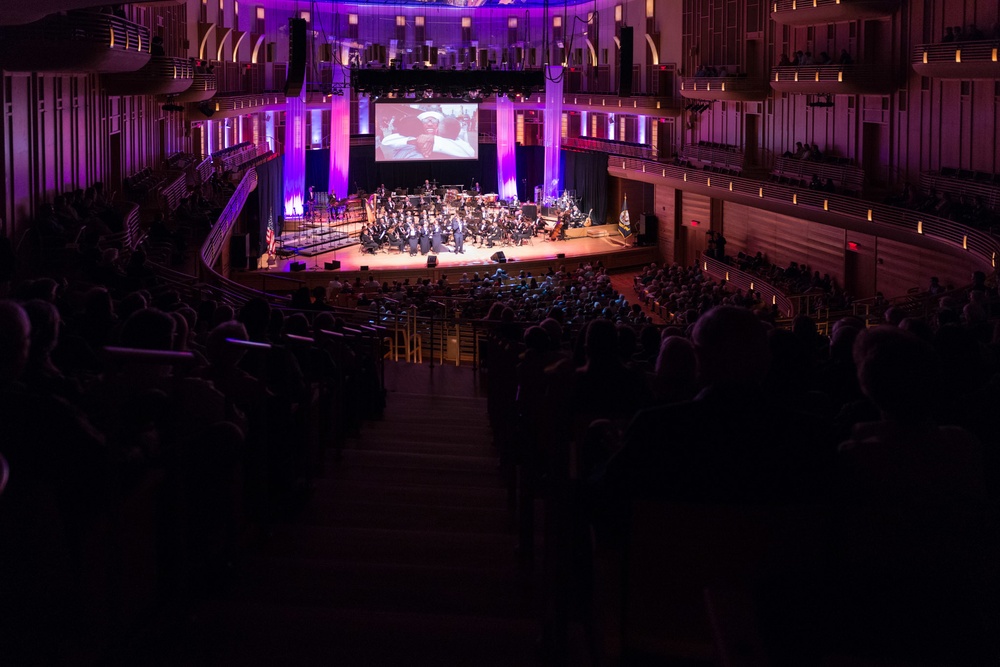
[684,173,688,182]
[707,177,711,187]
[837,71,843,82]
[955,49,961,63]
[642,164,646,172]
[792,193,798,204]
[729,181,733,191]
[725,271,730,280]
[759,187,764,197]
[917,220,923,234]
[992,252,996,268]
[622,161,626,169]
[993,48,998,62]
[662,169,666,177]
[703,261,708,270]
[867,209,873,221]
[823,199,828,211]
[962,235,968,249]
[772,295,777,305]
[922,51,928,64]
[750,281,754,290]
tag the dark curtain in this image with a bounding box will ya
[348,143,502,194]
[514,145,546,202]
[305,148,330,193]
[249,156,285,246]
[562,149,609,225]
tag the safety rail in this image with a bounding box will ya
[769,64,890,94]
[200,170,257,276]
[913,40,1000,66]
[770,0,900,24]
[0,10,151,73]
[679,76,769,99]
[195,157,214,185]
[564,137,660,160]
[701,254,795,318]
[608,155,1000,273]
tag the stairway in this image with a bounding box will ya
[176,361,547,666]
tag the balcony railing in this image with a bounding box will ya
[607,156,1000,273]
[0,10,150,73]
[564,137,660,161]
[190,93,286,119]
[702,254,795,317]
[912,40,1000,80]
[560,94,681,112]
[770,0,900,26]
[103,56,195,96]
[173,73,218,102]
[770,64,890,94]
[679,76,769,100]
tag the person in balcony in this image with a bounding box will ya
[800,51,815,65]
[839,49,854,65]
[778,53,792,67]
[151,36,165,57]
[818,51,833,65]
[942,26,955,43]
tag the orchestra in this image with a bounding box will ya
[299,182,590,259]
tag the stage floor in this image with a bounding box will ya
[264,226,633,274]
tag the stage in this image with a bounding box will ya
[232,223,661,294]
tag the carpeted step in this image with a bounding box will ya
[298,497,512,533]
[188,601,546,667]
[235,556,535,619]
[259,524,517,568]
[310,477,508,509]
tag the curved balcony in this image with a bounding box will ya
[0,11,150,73]
[103,56,195,96]
[770,64,890,94]
[912,41,1000,80]
[769,0,900,26]
[172,73,218,102]
[679,76,769,101]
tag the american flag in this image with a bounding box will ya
[265,214,276,254]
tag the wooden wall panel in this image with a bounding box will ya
[874,236,978,297]
[721,201,750,256]
[653,183,676,264]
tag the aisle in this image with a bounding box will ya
[182,362,548,666]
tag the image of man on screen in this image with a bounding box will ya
[381,110,474,160]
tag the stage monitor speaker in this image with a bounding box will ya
[521,204,537,220]
[360,265,369,271]
[557,253,566,260]
[427,255,438,268]
[290,261,307,272]
[324,260,341,270]
[618,26,633,97]
[230,233,249,270]
[541,205,551,217]
[285,18,307,97]
[430,47,439,65]
[640,213,658,244]
[490,251,506,263]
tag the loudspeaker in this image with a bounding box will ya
[230,233,249,270]
[427,255,438,268]
[285,18,307,97]
[640,213,658,244]
[360,265,369,271]
[324,260,341,270]
[490,251,506,263]
[290,261,307,272]
[618,26,633,97]
[557,253,566,260]
[521,204,537,220]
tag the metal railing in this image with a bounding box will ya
[564,137,660,161]
[913,40,1000,64]
[609,155,1000,272]
[701,254,795,317]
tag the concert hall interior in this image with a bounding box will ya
[2,0,1000,664]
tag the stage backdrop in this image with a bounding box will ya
[248,155,285,255]
[562,149,609,225]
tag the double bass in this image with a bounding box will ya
[550,209,568,240]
